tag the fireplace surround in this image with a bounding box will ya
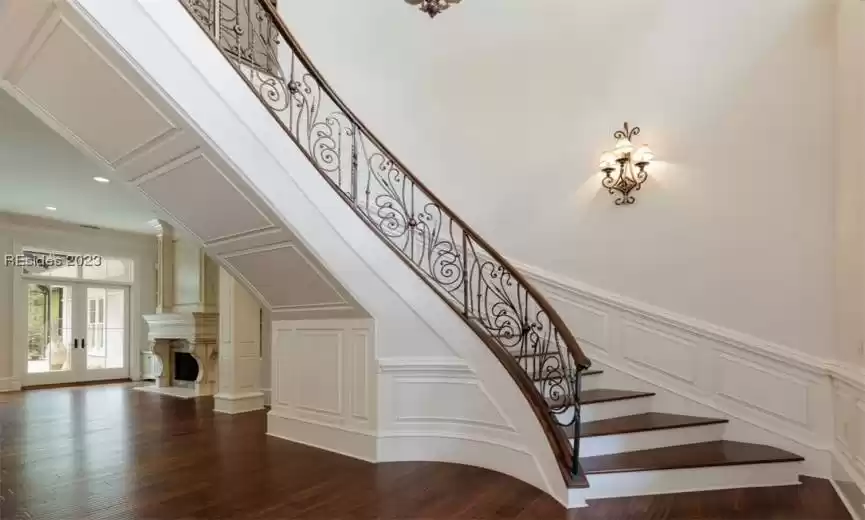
[143,312,218,396]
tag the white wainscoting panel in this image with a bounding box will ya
[831,372,865,520]
[512,260,837,479]
[270,319,376,461]
[0,378,21,393]
[376,356,552,496]
[717,353,810,426]
[621,318,699,386]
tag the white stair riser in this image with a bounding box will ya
[557,396,651,424]
[573,422,727,457]
[575,461,802,501]
[534,374,602,395]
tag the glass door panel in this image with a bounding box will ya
[80,285,128,380]
[26,283,73,375]
[85,287,126,370]
[22,282,128,386]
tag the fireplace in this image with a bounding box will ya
[143,312,218,396]
[173,352,200,388]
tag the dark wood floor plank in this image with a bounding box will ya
[0,384,850,519]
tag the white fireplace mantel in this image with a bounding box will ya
[144,312,218,343]
[142,312,219,396]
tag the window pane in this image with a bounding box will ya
[22,251,79,278]
[82,257,133,283]
[23,249,134,283]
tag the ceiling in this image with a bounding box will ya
[0,89,161,234]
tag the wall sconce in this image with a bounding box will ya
[599,122,655,205]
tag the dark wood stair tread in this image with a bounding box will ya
[580,440,804,474]
[568,412,728,438]
[552,388,655,407]
[532,369,602,382]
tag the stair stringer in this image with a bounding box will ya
[55,0,575,507]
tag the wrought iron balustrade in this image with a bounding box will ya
[178,0,591,482]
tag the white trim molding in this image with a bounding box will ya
[0,377,21,393]
[833,447,865,520]
[269,319,376,461]
[214,391,266,414]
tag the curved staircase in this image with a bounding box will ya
[170,0,806,504]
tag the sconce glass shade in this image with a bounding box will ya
[634,144,655,164]
[614,137,635,158]
[599,152,617,170]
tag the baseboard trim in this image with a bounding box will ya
[214,391,265,414]
[833,449,865,520]
[0,377,22,392]
[266,412,377,463]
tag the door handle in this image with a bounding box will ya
[82,338,86,349]
[73,338,79,349]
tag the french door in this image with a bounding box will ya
[23,281,129,386]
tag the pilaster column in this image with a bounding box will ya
[151,219,175,314]
[214,268,264,414]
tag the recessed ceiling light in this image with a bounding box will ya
[45,206,57,211]
[93,176,110,183]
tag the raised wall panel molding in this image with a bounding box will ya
[391,378,517,433]
[716,353,810,426]
[513,259,827,377]
[547,293,609,354]
[136,151,276,243]
[5,12,178,168]
[272,319,374,436]
[294,329,344,419]
[621,317,699,385]
[507,258,836,456]
[221,243,352,311]
[378,357,475,376]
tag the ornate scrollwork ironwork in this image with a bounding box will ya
[178,0,591,477]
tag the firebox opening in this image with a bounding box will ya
[174,352,199,383]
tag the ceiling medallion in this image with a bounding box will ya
[406,0,462,18]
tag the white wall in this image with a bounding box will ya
[282,0,837,359]
[834,1,865,515]
[0,212,156,385]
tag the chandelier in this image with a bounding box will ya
[405,0,462,18]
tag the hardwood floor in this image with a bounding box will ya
[0,384,852,519]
